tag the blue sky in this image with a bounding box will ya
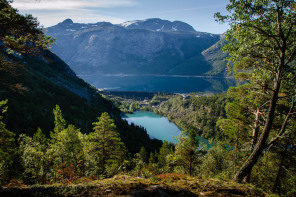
[12,0,230,34]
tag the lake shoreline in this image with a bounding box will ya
[78,73,233,79]
[122,111,181,143]
[81,74,236,93]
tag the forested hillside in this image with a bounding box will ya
[202,34,229,76]
[154,93,229,140]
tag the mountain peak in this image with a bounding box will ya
[120,18,196,32]
[61,18,73,25]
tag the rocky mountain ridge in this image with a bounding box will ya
[120,18,197,32]
[45,18,225,77]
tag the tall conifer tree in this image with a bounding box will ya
[216,0,296,182]
[87,112,126,176]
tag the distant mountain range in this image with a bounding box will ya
[45,18,227,77]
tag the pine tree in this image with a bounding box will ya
[87,112,127,177]
[174,130,199,176]
[52,105,66,134]
[215,0,296,182]
[217,99,249,172]
[48,105,84,180]
[0,0,55,60]
[49,124,83,167]
[158,141,174,168]
[138,146,148,163]
[19,128,49,184]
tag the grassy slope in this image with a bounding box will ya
[0,174,266,197]
[0,50,162,154]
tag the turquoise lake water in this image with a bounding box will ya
[123,111,180,143]
[122,111,211,148]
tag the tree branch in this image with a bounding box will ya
[240,23,281,50]
[267,96,295,148]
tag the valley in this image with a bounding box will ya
[102,91,228,141]
[1,0,296,196]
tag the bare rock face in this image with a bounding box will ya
[45,18,221,76]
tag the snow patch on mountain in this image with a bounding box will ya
[121,21,139,27]
[120,18,196,32]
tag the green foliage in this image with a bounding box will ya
[173,130,199,176]
[216,0,296,183]
[138,146,148,163]
[0,0,55,60]
[200,142,230,178]
[148,151,158,165]
[0,99,17,184]
[155,93,230,140]
[52,105,66,133]
[149,94,170,106]
[17,106,135,184]
[250,146,296,195]
[128,102,139,112]
[0,41,161,156]
[19,129,49,184]
[202,36,229,76]
[0,1,162,156]
[49,124,83,167]
[49,106,83,168]
[33,127,47,152]
[19,107,85,184]
[86,112,127,177]
[157,141,174,172]
[217,99,250,168]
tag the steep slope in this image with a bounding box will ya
[202,34,229,76]
[45,18,220,76]
[0,50,162,154]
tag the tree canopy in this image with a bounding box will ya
[87,112,127,176]
[0,0,54,59]
[216,0,296,182]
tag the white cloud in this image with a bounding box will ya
[12,0,138,10]
[157,5,226,14]
[39,12,126,27]
[11,0,137,27]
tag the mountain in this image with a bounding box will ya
[120,18,196,32]
[45,18,222,76]
[0,49,162,154]
[202,34,229,76]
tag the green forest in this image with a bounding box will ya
[1,0,296,196]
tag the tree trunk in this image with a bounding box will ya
[245,108,261,183]
[251,108,260,152]
[189,158,192,176]
[233,69,282,183]
[272,142,289,194]
[234,125,239,174]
